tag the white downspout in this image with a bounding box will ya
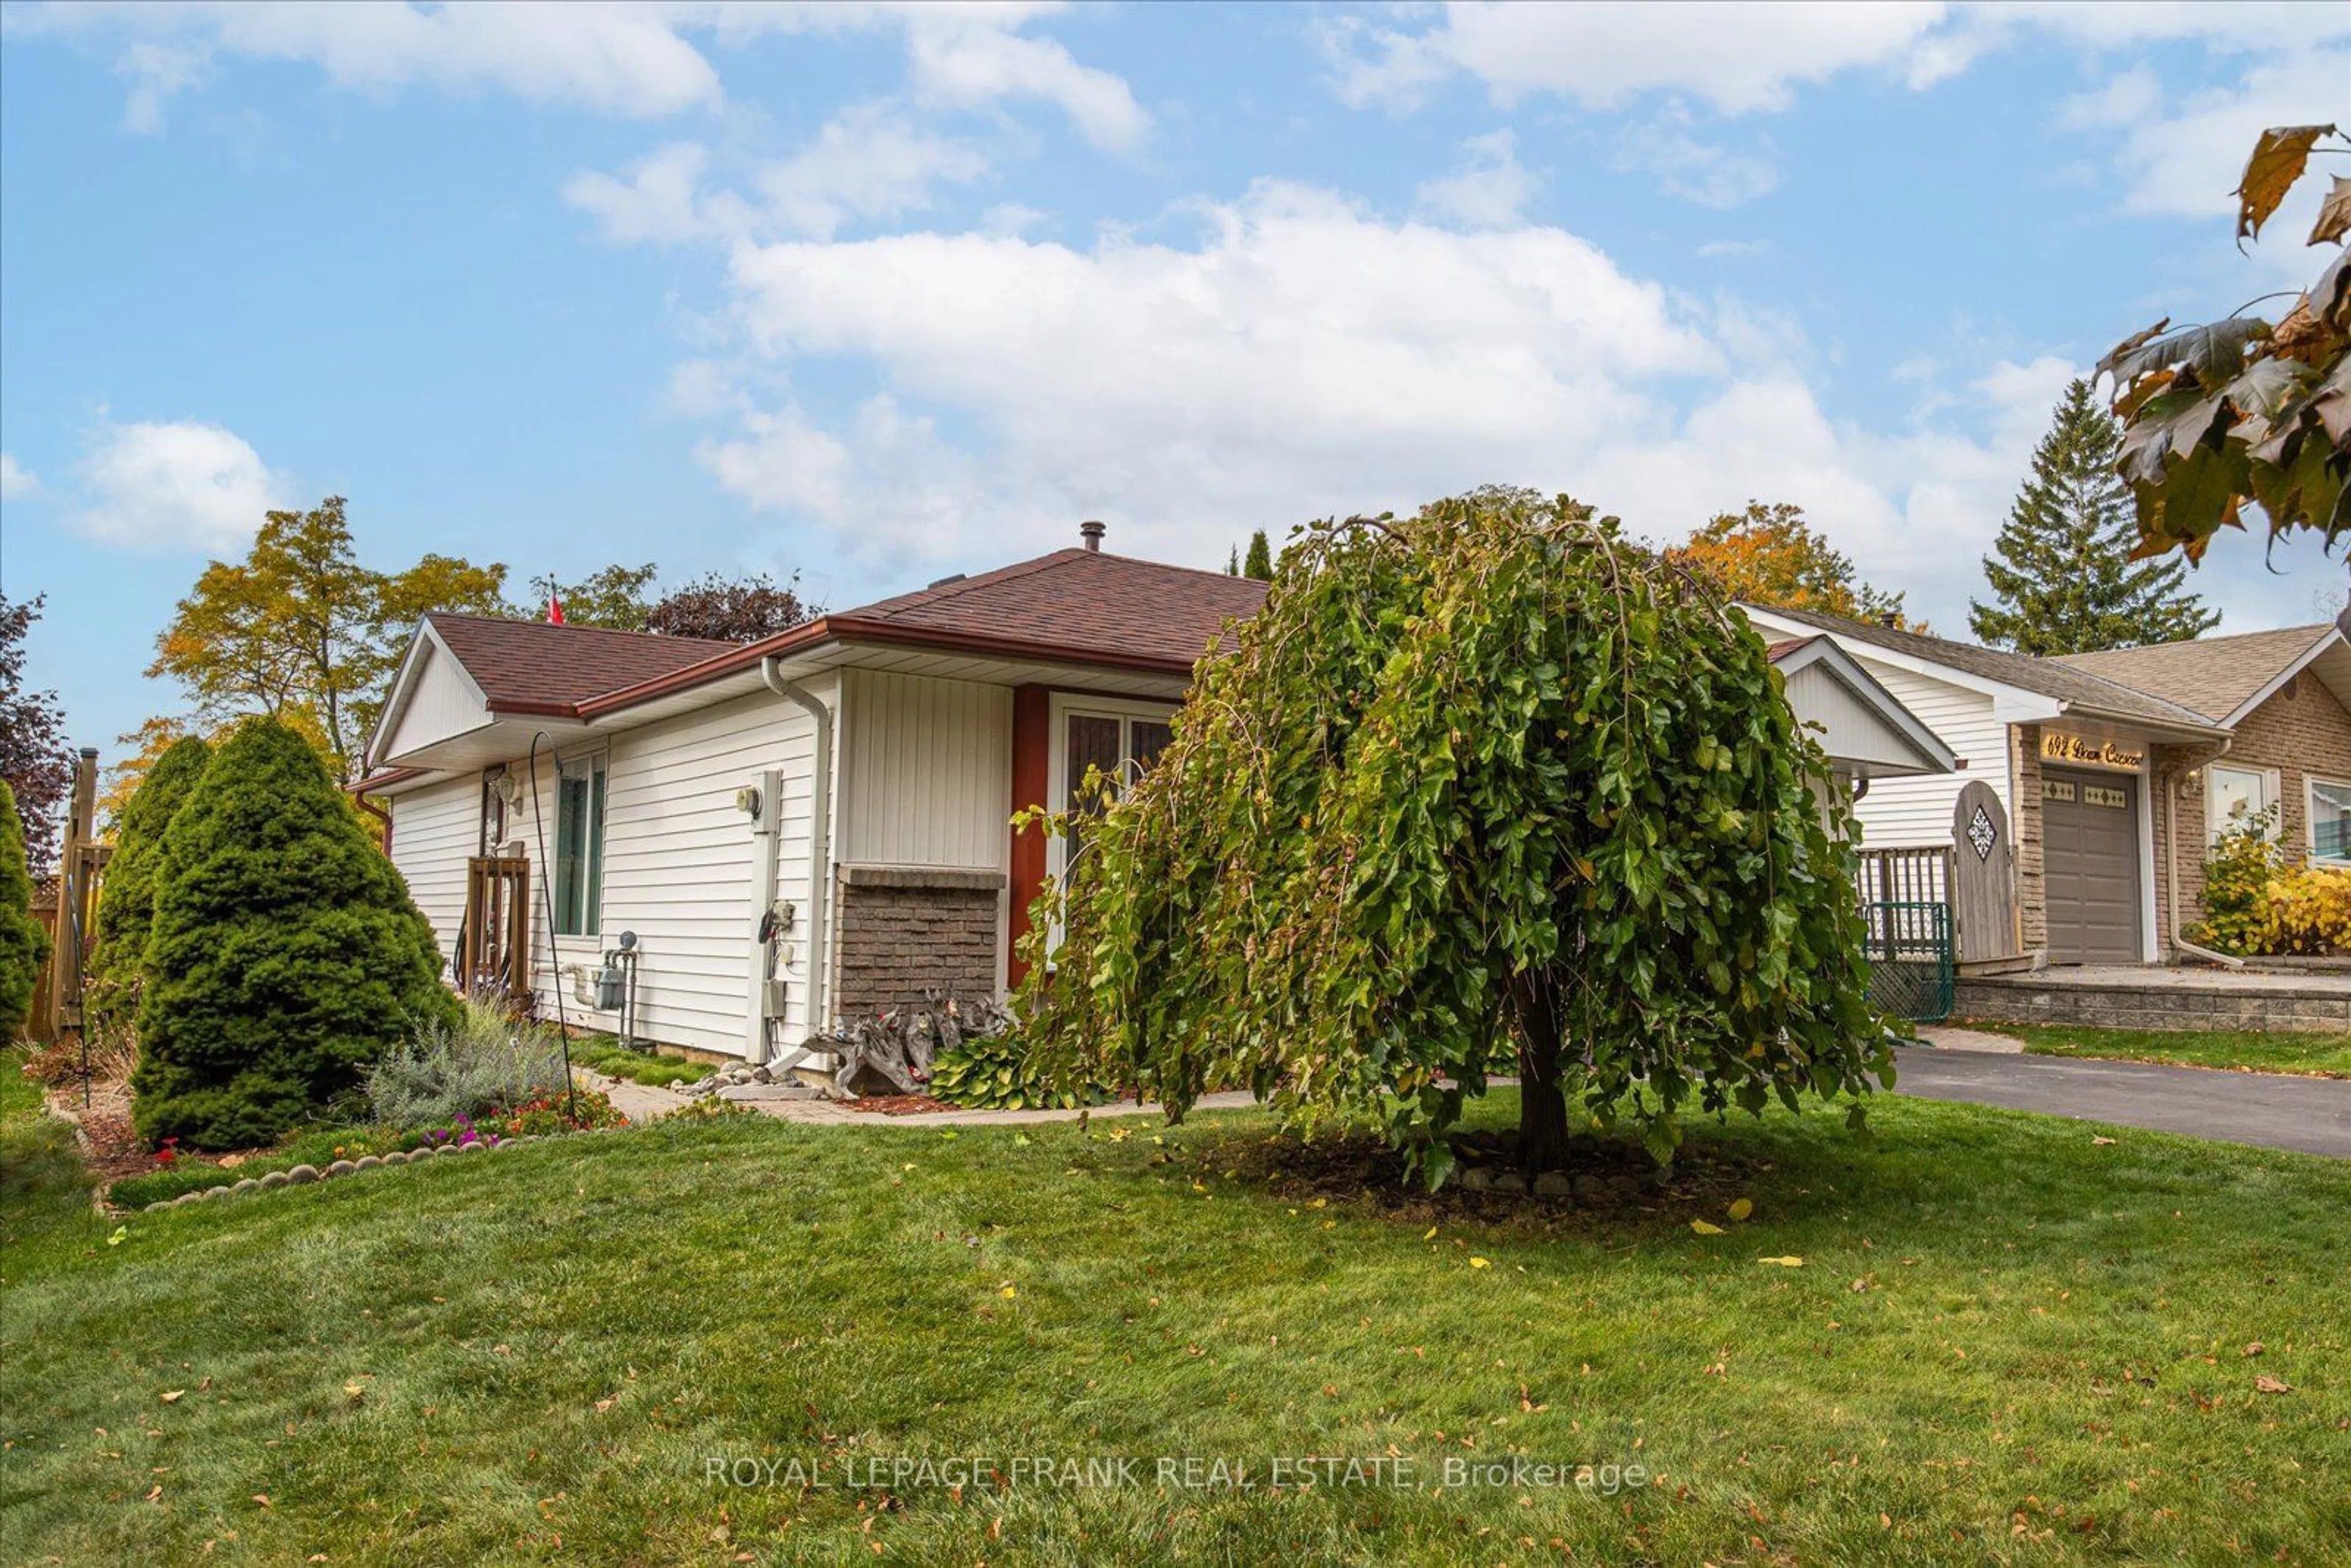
[762,658,835,1036]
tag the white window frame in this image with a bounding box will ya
[1044,692,1178,888]
[551,751,609,938]
[2307,775,2351,866]
[2206,763,2281,842]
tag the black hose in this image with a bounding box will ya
[527,734,578,1122]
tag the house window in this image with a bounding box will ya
[1056,707,1176,876]
[2207,765,2277,840]
[2309,778,2351,865]
[553,759,606,936]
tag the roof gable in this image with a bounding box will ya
[2055,625,2342,724]
[1749,605,2224,733]
[421,613,737,714]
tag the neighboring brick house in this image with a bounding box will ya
[355,525,1952,1067]
[1745,604,2351,969]
[2060,622,2351,930]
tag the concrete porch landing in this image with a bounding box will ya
[1954,964,2351,1033]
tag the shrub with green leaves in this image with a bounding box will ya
[131,718,460,1149]
[1014,489,1885,1181]
[364,997,570,1128]
[84,735,211,1040]
[929,1030,1110,1111]
[0,781,51,1043]
[2191,806,2279,956]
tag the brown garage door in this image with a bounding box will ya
[2041,768,2141,964]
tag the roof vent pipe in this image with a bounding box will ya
[1080,519,1105,552]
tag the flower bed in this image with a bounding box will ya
[105,1088,629,1210]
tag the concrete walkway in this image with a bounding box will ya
[1889,1046,2351,1158]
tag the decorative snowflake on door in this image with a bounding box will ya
[1966,804,1997,862]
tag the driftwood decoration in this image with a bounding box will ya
[829,991,1013,1098]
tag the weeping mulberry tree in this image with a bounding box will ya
[84,733,211,1039]
[132,718,456,1148]
[1016,489,1888,1179]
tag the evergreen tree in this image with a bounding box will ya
[132,718,457,1148]
[1971,379,2221,655]
[0,780,50,1041]
[84,734,211,1040]
[1243,529,1275,581]
[1225,545,1240,576]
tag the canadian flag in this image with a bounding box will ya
[547,594,565,625]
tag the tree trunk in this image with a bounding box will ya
[1509,972,1572,1174]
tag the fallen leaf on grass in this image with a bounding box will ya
[2255,1375,2292,1395]
[107,1227,127,1247]
[2242,1343,2264,1358]
[1469,1256,1491,1269]
[1423,1226,1438,1240]
[1757,1256,1804,1268]
[1727,1198,1753,1223]
[253,1495,271,1507]
[160,1391,184,1404]
[1690,1220,1725,1236]
[2092,1136,2117,1146]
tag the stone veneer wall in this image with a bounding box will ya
[2007,722,2049,959]
[829,865,1006,1022]
[1953,974,2351,1033]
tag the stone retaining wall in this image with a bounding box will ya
[1954,977,2351,1033]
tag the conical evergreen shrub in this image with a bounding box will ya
[0,780,50,1041]
[85,734,211,1039]
[131,718,458,1148]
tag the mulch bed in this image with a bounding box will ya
[847,1093,960,1116]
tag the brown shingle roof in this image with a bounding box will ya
[2055,625,2339,724]
[1755,606,2227,733]
[425,613,737,713]
[838,549,1269,668]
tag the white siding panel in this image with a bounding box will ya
[387,775,479,982]
[839,669,1012,871]
[484,680,835,1059]
[1784,663,1926,774]
[382,644,492,763]
[1843,659,2009,850]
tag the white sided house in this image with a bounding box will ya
[359,529,1270,1063]
[357,528,1959,1067]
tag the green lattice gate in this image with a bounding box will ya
[1862,900,1953,1023]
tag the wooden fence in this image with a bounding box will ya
[1856,845,1951,909]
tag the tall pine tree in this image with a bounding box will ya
[1242,529,1275,581]
[1970,379,2219,655]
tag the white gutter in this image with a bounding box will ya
[762,658,835,1037]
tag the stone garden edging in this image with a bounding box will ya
[128,1133,562,1214]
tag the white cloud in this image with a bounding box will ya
[2068,49,2351,222]
[1612,115,1780,209]
[1414,130,1537,228]
[1328,2,1951,115]
[904,13,1148,150]
[1325,1,2349,116]
[567,109,988,245]
[0,454,39,500]
[22,0,723,123]
[642,177,2122,639]
[74,419,291,551]
[757,105,989,239]
[17,1,1146,146]
[565,142,733,245]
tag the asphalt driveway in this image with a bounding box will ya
[1891,1046,2351,1158]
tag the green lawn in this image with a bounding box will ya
[1989,1023,2351,1079]
[4,1054,2347,1566]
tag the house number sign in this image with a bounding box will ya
[2040,732,2144,771]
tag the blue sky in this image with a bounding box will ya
[2,1,2347,755]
